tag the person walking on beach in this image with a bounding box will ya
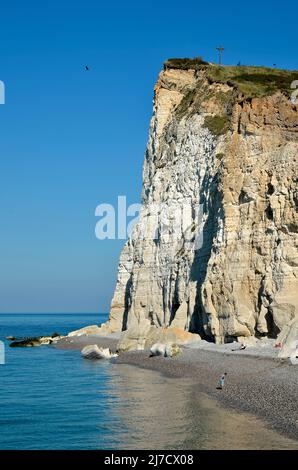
[218,372,227,390]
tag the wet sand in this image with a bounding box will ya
[115,348,298,442]
[55,334,298,443]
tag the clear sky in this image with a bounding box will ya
[0,0,296,313]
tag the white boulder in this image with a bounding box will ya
[81,344,118,360]
[150,342,166,357]
[150,342,181,358]
[277,318,298,362]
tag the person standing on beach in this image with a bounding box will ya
[218,372,227,390]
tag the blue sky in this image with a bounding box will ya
[0,0,296,313]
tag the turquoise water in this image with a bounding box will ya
[0,314,118,449]
[0,314,297,450]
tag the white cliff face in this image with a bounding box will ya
[108,67,298,345]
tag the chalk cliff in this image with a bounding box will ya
[106,59,298,348]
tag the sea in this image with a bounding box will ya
[0,313,296,450]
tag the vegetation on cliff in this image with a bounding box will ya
[168,57,298,136]
[206,65,298,99]
[202,115,230,136]
[165,57,298,99]
[164,57,209,69]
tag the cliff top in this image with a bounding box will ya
[164,57,298,99]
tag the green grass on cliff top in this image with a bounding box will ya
[164,57,209,69]
[164,58,298,98]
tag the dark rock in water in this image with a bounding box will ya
[6,336,16,341]
[9,338,39,348]
[9,332,64,348]
[9,334,64,348]
[51,332,60,338]
[10,337,43,347]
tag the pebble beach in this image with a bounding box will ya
[55,335,298,443]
